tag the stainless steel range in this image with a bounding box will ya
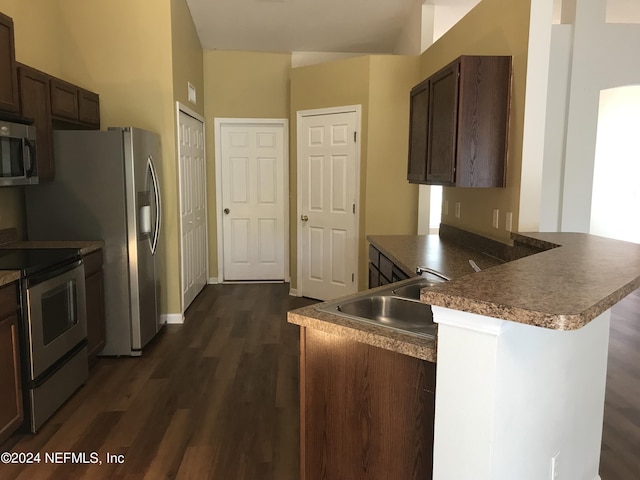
[0,248,88,432]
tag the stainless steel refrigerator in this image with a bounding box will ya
[25,127,163,356]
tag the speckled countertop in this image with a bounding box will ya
[367,234,504,278]
[288,231,640,361]
[0,270,20,288]
[421,232,640,331]
[288,234,502,362]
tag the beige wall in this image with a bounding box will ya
[203,50,291,277]
[365,55,420,282]
[171,0,205,116]
[0,0,203,316]
[420,0,531,243]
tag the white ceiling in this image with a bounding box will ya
[186,0,468,54]
[186,0,640,54]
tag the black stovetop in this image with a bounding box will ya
[0,248,81,276]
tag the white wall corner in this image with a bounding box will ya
[394,0,427,55]
[518,0,555,233]
[161,313,184,325]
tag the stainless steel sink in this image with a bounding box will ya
[317,275,444,337]
[334,295,436,337]
[391,279,443,300]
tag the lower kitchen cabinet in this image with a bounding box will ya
[300,327,436,480]
[369,244,410,288]
[0,282,23,445]
[83,250,105,363]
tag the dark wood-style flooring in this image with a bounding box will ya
[0,284,638,479]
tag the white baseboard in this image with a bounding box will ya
[207,277,219,284]
[289,287,299,297]
[161,313,184,325]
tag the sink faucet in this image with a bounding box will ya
[415,266,452,281]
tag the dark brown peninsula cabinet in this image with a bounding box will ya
[0,282,23,445]
[408,55,512,187]
[0,12,19,114]
[300,327,436,480]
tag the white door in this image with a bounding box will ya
[298,108,359,301]
[178,108,207,311]
[220,122,286,280]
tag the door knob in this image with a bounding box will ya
[224,208,230,214]
[301,214,308,222]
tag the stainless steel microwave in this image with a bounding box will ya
[0,119,38,186]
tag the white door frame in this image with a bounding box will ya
[214,117,290,283]
[176,101,208,315]
[296,105,361,298]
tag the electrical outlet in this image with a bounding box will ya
[505,211,513,232]
[551,451,560,480]
[455,202,461,219]
[443,200,449,216]
[492,209,500,229]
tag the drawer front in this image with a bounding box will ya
[368,245,380,267]
[379,254,394,282]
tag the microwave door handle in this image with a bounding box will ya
[23,138,35,176]
[148,156,162,255]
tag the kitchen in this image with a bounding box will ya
[1,0,640,479]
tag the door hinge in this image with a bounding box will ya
[354,131,357,142]
[352,203,356,214]
[352,273,355,282]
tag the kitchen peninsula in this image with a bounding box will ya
[288,230,640,480]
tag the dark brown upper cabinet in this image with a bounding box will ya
[50,78,100,128]
[17,63,100,183]
[0,12,20,114]
[18,64,55,181]
[408,55,512,188]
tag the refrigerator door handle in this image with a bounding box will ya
[148,155,162,255]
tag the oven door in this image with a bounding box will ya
[25,261,87,380]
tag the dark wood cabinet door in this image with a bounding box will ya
[0,12,19,113]
[368,262,380,288]
[426,61,459,185]
[456,56,511,187]
[407,79,429,183]
[50,78,79,121]
[78,88,100,127]
[84,251,105,362]
[301,327,436,480]
[18,64,55,181]
[0,283,23,445]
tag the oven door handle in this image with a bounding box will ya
[26,259,83,288]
